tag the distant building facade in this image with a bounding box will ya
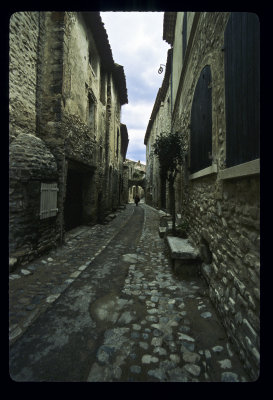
[145,49,172,209]
[9,12,128,269]
[125,160,146,202]
[145,12,260,380]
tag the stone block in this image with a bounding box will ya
[166,236,200,261]
[158,227,167,238]
[9,257,18,272]
[242,319,258,343]
[201,263,211,283]
[167,236,200,277]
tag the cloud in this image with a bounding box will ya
[121,101,154,130]
[101,11,170,163]
[126,129,146,164]
[126,75,158,103]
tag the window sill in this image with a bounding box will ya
[218,158,260,180]
[189,164,218,180]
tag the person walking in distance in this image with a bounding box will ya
[134,194,140,206]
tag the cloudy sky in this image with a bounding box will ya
[101,12,170,164]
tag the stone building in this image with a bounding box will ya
[144,48,172,209]
[125,159,146,202]
[119,124,130,205]
[9,12,128,269]
[145,12,260,380]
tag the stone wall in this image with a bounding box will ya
[9,13,61,268]
[9,133,58,268]
[145,82,171,210]
[171,12,260,379]
[9,12,128,268]
[121,164,129,204]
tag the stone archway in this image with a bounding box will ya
[128,178,146,203]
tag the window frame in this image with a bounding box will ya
[189,65,213,176]
[223,12,260,171]
[40,182,59,220]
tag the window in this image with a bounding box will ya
[190,65,212,174]
[40,183,58,219]
[88,91,96,131]
[88,38,99,76]
[116,129,120,158]
[100,68,106,104]
[224,12,260,168]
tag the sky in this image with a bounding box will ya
[101,12,170,165]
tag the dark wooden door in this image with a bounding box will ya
[224,12,260,167]
[64,169,83,231]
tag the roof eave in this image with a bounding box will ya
[163,12,177,45]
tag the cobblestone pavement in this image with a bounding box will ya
[9,204,135,345]
[9,203,250,382]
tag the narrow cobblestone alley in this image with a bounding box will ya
[9,203,250,382]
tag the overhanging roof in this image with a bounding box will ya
[163,12,177,45]
[113,64,128,106]
[120,123,129,158]
[144,48,173,145]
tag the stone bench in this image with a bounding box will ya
[166,236,201,276]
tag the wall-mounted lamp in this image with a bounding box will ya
[158,64,166,74]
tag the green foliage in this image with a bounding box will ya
[133,171,141,179]
[132,170,145,180]
[175,221,189,238]
[153,131,184,177]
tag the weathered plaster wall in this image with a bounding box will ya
[146,82,172,209]
[9,12,40,142]
[172,14,183,104]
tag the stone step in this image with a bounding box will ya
[167,221,181,232]
[105,213,117,223]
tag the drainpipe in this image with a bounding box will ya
[171,49,173,117]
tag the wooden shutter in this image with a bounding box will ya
[224,12,260,168]
[190,65,212,174]
[40,183,59,219]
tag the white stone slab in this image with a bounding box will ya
[167,236,200,260]
[46,294,60,303]
[21,269,32,276]
[70,270,81,278]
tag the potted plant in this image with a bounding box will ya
[175,221,189,238]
